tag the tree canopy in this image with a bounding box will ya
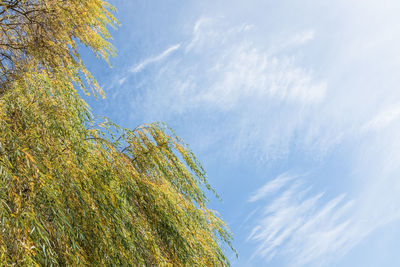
[0,0,234,266]
[0,0,115,95]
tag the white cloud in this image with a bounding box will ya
[288,30,315,46]
[362,105,400,132]
[185,17,214,52]
[185,17,255,53]
[118,76,127,85]
[248,172,296,203]
[132,18,326,161]
[248,174,359,266]
[104,44,181,92]
[197,44,326,109]
[130,44,181,73]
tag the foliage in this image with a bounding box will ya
[0,0,234,266]
[0,0,116,95]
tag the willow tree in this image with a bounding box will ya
[0,0,234,266]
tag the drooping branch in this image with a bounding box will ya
[0,0,117,96]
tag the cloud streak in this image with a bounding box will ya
[130,44,181,73]
[362,105,400,132]
[248,174,358,266]
[247,173,296,203]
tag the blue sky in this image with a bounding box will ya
[81,1,400,266]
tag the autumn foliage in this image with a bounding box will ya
[0,0,234,265]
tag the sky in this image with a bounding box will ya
[81,1,400,266]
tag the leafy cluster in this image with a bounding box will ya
[0,0,234,266]
[0,0,116,95]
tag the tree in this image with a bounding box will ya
[0,0,235,266]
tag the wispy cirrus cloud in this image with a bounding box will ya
[185,17,214,53]
[247,172,296,203]
[362,105,400,133]
[130,44,181,73]
[106,43,181,90]
[185,17,255,53]
[288,30,315,46]
[131,18,327,161]
[248,173,358,266]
